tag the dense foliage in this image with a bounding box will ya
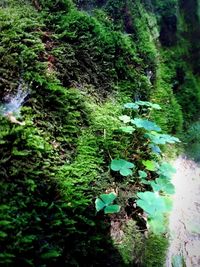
[0,0,200,266]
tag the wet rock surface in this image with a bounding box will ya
[167,156,200,267]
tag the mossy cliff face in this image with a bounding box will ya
[0,0,200,266]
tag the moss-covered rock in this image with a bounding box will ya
[0,0,200,266]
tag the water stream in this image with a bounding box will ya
[0,79,29,117]
[167,156,200,267]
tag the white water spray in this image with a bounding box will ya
[0,79,29,117]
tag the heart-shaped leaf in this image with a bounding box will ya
[95,198,106,212]
[104,205,120,214]
[95,193,120,214]
[120,126,135,134]
[145,132,180,145]
[124,103,139,110]
[150,178,175,194]
[111,159,135,176]
[157,162,176,180]
[100,192,117,205]
[120,168,133,176]
[136,191,167,216]
[142,160,157,171]
[131,118,161,132]
[148,144,161,154]
[163,197,173,212]
[148,214,166,233]
[119,115,131,123]
[141,179,150,184]
[138,170,147,178]
[135,101,161,110]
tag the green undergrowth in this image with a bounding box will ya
[0,3,45,98]
[0,92,128,266]
[142,233,169,267]
[150,58,183,133]
[115,220,144,266]
[1,0,200,266]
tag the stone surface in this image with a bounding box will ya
[167,156,200,267]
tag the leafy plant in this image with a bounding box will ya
[138,170,149,184]
[109,100,179,233]
[131,118,161,132]
[111,159,135,176]
[95,192,120,214]
[119,115,131,123]
[124,101,161,110]
[136,192,167,217]
[136,101,161,110]
[145,132,180,145]
[142,160,157,171]
[136,192,172,233]
[138,170,147,179]
[120,126,135,134]
[124,103,139,110]
[148,144,161,154]
[157,162,176,179]
[150,178,175,194]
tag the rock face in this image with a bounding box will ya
[0,0,200,266]
[167,156,200,267]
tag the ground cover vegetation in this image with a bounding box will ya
[0,0,200,266]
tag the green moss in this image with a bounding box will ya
[151,58,183,133]
[1,0,200,266]
[0,4,45,96]
[142,233,169,267]
[116,220,144,266]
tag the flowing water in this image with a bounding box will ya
[167,156,200,267]
[0,79,29,117]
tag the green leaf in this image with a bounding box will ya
[120,168,133,176]
[131,118,161,132]
[41,250,61,259]
[138,170,147,178]
[100,192,117,205]
[149,144,161,154]
[138,171,149,184]
[95,192,118,212]
[95,193,120,214]
[0,220,11,226]
[141,179,150,185]
[120,126,135,134]
[150,178,175,194]
[172,255,185,267]
[111,159,124,171]
[119,115,131,123]
[124,103,139,110]
[95,198,106,212]
[148,214,166,233]
[163,197,173,212]
[136,191,167,216]
[111,159,135,176]
[145,132,180,145]
[142,160,157,171]
[157,162,176,179]
[104,205,120,214]
[0,231,7,238]
[12,147,29,156]
[135,101,161,110]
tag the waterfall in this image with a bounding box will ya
[0,78,29,117]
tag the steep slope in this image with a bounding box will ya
[0,0,200,266]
